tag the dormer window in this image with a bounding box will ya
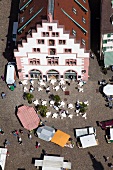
[20,17,24,23]
[72,29,76,36]
[72,8,77,14]
[82,39,86,45]
[82,17,86,23]
[29,7,34,14]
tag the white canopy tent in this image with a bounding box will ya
[36,126,55,141]
[6,63,15,85]
[103,84,113,96]
[0,148,7,170]
[75,127,96,138]
[35,155,71,170]
[79,134,98,148]
[110,128,113,140]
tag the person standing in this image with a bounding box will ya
[1,92,6,99]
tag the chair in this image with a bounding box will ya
[84,100,89,105]
[23,86,28,92]
[68,114,73,119]
[38,87,43,91]
[54,86,59,91]
[78,87,84,92]
[76,109,80,113]
[46,112,51,118]
[33,99,39,106]
[52,113,58,118]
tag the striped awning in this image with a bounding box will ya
[104,51,113,67]
[17,105,40,131]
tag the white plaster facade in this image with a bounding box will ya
[102,33,113,52]
[14,19,89,81]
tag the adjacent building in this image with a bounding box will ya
[100,0,113,68]
[14,0,90,81]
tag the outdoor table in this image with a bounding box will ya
[50,100,55,105]
[52,113,58,118]
[33,100,39,106]
[42,101,47,106]
[68,103,74,109]
[64,91,70,95]
[60,101,65,107]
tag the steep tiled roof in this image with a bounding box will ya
[101,0,113,34]
[54,0,90,50]
[17,0,90,50]
[17,0,48,41]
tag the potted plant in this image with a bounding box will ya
[36,105,48,117]
[25,93,34,104]
[79,103,88,113]
[53,95,61,106]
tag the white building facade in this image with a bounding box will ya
[14,18,89,81]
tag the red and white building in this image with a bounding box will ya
[14,0,90,81]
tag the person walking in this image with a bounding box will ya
[103,156,109,162]
[0,128,4,135]
[18,137,23,145]
[4,139,10,148]
[19,129,23,135]
[1,75,5,81]
[36,142,40,148]
[28,134,32,139]
[1,92,6,99]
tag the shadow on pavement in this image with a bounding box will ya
[3,0,19,62]
[88,152,104,170]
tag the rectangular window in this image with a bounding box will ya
[49,48,56,55]
[33,48,40,52]
[38,39,44,44]
[20,17,24,23]
[29,7,34,14]
[47,58,58,65]
[48,26,52,31]
[59,40,66,45]
[42,32,49,37]
[65,49,72,53]
[72,8,77,14]
[82,17,86,23]
[66,59,76,66]
[82,39,86,45]
[49,40,55,46]
[72,29,76,36]
[52,32,59,37]
[29,58,40,65]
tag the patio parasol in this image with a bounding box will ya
[103,84,113,96]
[17,105,40,131]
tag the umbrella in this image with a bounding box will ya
[17,105,40,131]
[103,84,113,96]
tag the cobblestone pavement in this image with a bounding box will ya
[1,1,113,170]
